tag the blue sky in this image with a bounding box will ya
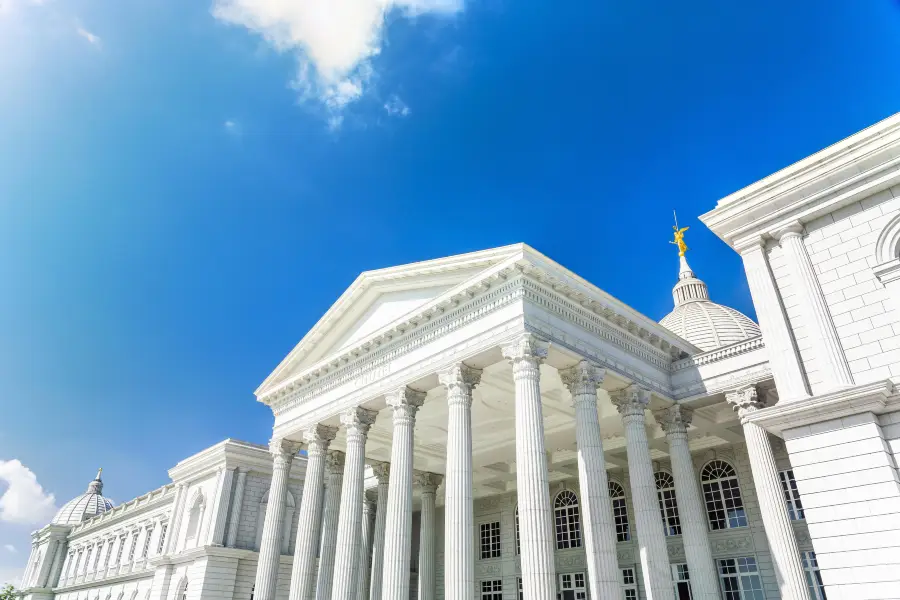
[1,0,899,583]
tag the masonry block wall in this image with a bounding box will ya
[767,184,900,393]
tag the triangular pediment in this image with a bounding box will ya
[256,244,528,396]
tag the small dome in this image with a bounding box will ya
[660,255,761,352]
[51,469,114,526]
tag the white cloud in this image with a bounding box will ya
[0,460,57,526]
[384,94,410,117]
[211,0,463,112]
[0,566,22,587]
[75,24,101,47]
[2,545,15,554]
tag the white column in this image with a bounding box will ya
[728,386,811,600]
[332,408,378,600]
[658,406,719,600]
[316,450,346,600]
[559,361,621,600]
[438,363,482,600]
[502,334,556,600]
[357,492,377,600]
[37,539,60,588]
[47,537,67,588]
[738,239,809,401]
[254,439,301,600]
[209,467,235,546]
[368,462,390,600]
[416,472,442,600]
[380,387,425,600]
[288,425,338,600]
[777,223,854,390]
[612,386,673,600]
[226,469,248,548]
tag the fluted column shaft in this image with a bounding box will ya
[503,334,556,600]
[288,425,338,600]
[613,387,673,600]
[416,473,442,600]
[226,469,248,548]
[357,495,376,600]
[439,363,482,600]
[778,224,854,390]
[380,387,425,600]
[658,406,719,600]
[47,538,67,588]
[560,361,620,600]
[210,467,235,546]
[728,387,811,600]
[332,408,378,600]
[255,439,300,600]
[368,464,390,600]
[739,241,809,401]
[316,451,346,600]
[163,484,187,555]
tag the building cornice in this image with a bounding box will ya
[68,484,175,539]
[743,380,898,435]
[701,113,900,247]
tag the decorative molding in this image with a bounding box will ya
[671,337,765,372]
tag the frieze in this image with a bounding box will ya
[666,541,685,559]
[617,549,634,562]
[556,553,586,570]
[476,564,502,576]
[712,535,753,554]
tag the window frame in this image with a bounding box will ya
[621,567,638,600]
[479,579,502,600]
[554,490,583,550]
[655,471,682,536]
[779,470,805,521]
[479,521,501,560]
[701,460,748,530]
[717,556,765,600]
[609,481,630,542]
[801,551,826,600]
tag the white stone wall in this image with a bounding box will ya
[423,442,809,600]
[767,185,900,393]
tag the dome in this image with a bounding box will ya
[659,255,761,352]
[51,469,114,526]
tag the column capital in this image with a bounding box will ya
[775,221,805,241]
[559,360,605,398]
[726,385,766,419]
[611,384,650,418]
[370,461,390,483]
[341,407,378,436]
[413,472,443,494]
[302,424,339,447]
[326,450,346,473]
[438,363,482,395]
[501,333,549,366]
[657,404,693,436]
[269,438,302,458]
[386,386,426,420]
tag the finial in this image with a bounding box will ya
[96,467,103,480]
[670,211,689,257]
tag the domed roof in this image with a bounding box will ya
[659,255,761,352]
[51,469,114,526]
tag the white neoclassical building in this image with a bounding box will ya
[17,113,900,600]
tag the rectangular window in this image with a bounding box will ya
[801,551,826,600]
[718,557,765,600]
[559,572,587,600]
[622,568,637,600]
[115,535,126,564]
[141,525,154,558]
[479,522,501,559]
[779,470,805,520]
[658,487,682,536]
[92,542,103,572]
[517,577,523,600]
[672,563,693,600]
[84,546,94,573]
[157,524,168,555]
[612,497,630,542]
[127,532,138,561]
[480,580,502,600]
[703,479,748,530]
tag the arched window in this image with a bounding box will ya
[701,461,747,530]
[514,506,520,556]
[608,481,630,542]
[185,493,205,545]
[553,490,582,549]
[655,472,681,536]
[174,577,188,600]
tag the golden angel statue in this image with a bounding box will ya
[671,225,689,257]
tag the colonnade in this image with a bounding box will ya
[252,334,809,600]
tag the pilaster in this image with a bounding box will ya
[225,469,248,548]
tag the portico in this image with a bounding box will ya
[247,244,814,600]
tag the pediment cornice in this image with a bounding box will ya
[261,253,700,414]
